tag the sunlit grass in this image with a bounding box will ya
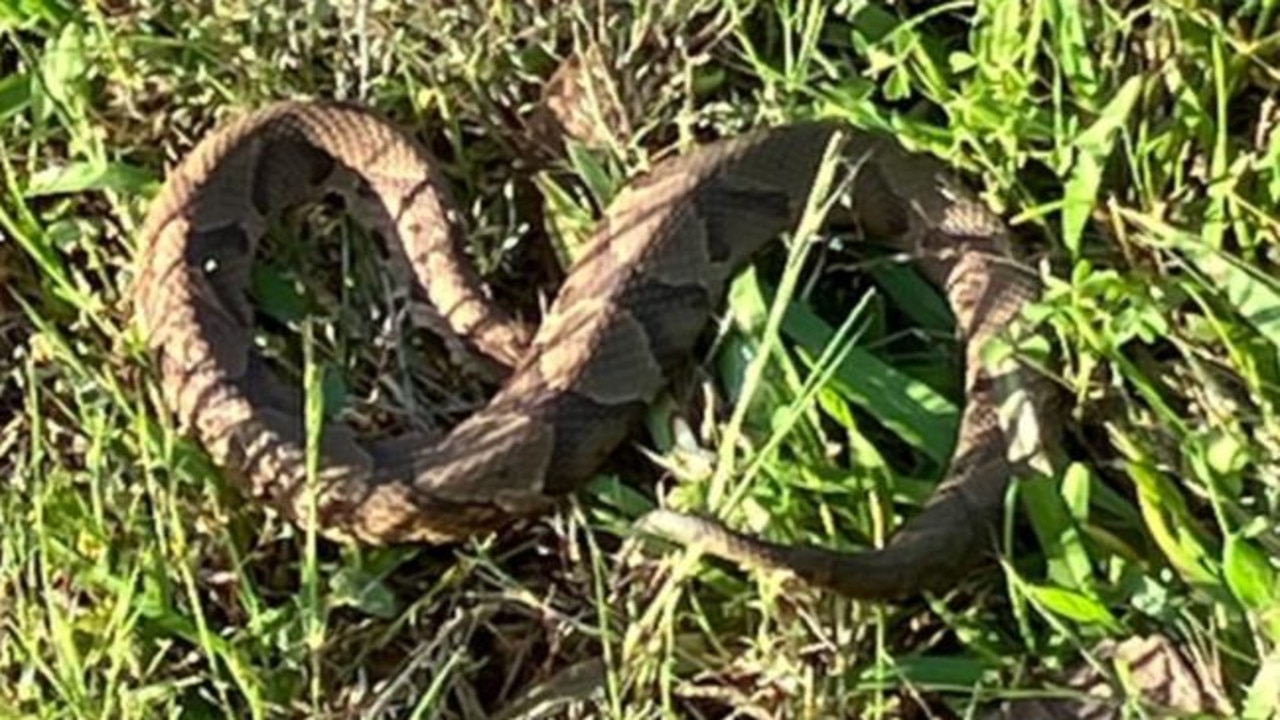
[2,1,1277,717]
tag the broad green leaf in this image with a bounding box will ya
[1243,652,1280,720]
[0,70,30,120]
[1223,533,1278,612]
[1127,460,1221,590]
[781,300,957,464]
[862,655,992,687]
[1021,472,1094,591]
[26,161,158,197]
[329,567,399,620]
[1183,242,1280,360]
[1025,583,1121,631]
[39,20,89,122]
[1048,0,1099,100]
[533,170,597,268]
[585,474,656,518]
[1061,75,1141,255]
[565,140,619,211]
[251,265,310,325]
[1061,461,1092,522]
[868,263,952,333]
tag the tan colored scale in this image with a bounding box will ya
[133,100,1054,599]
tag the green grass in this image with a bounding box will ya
[2,0,1279,717]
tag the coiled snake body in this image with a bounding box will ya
[134,101,1051,600]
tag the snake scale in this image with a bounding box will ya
[133,101,1052,600]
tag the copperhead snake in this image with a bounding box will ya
[133,101,1053,600]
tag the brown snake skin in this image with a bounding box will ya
[133,101,1053,600]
